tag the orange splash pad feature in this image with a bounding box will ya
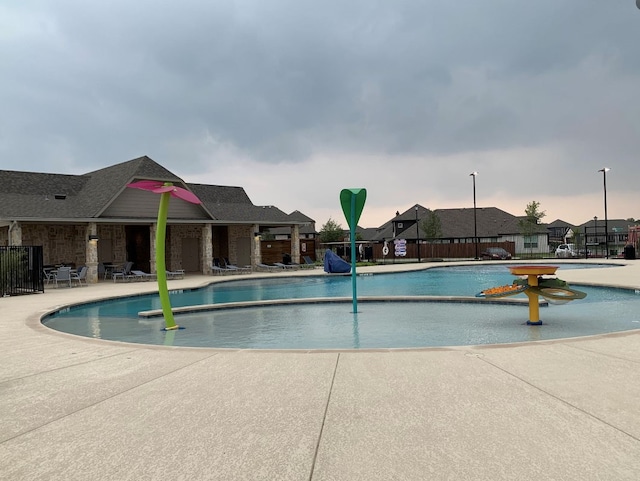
[508,266,559,276]
[509,266,559,325]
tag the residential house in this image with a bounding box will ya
[546,219,576,247]
[369,205,549,258]
[575,218,637,258]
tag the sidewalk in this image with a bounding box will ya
[1,260,640,480]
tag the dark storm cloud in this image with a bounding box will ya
[1,0,639,198]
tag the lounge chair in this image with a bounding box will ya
[130,269,156,281]
[211,265,228,275]
[273,262,299,270]
[71,266,88,286]
[112,261,134,282]
[222,258,251,273]
[302,256,318,268]
[256,263,281,272]
[54,266,73,288]
[211,258,232,275]
[223,260,251,274]
[166,269,185,279]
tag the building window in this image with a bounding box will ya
[524,236,538,249]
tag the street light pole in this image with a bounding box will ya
[593,216,598,258]
[415,205,421,263]
[598,168,610,259]
[470,172,478,259]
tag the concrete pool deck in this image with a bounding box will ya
[1,259,640,480]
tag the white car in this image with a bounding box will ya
[555,244,578,258]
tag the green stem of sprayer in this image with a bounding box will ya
[156,190,178,330]
[350,194,358,313]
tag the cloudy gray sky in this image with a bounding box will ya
[2,0,639,228]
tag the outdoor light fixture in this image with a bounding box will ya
[470,172,479,259]
[415,205,421,263]
[88,234,99,245]
[598,167,610,259]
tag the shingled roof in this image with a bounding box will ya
[182,184,288,224]
[0,156,301,225]
[264,210,317,236]
[439,207,524,238]
[370,205,541,241]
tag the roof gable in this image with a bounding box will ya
[80,156,185,217]
[288,210,315,223]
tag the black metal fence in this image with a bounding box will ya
[0,246,44,296]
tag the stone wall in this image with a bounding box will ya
[169,224,202,271]
[22,224,86,267]
[96,225,127,264]
[228,225,252,264]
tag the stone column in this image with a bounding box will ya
[9,221,22,246]
[149,223,157,274]
[291,224,300,264]
[252,224,262,267]
[202,224,213,274]
[85,223,98,284]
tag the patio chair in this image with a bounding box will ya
[130,269,156,281]
[43,268,55,284]
[54,266,73,288]
[71,266,88,286]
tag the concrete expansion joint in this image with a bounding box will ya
[563,342,640,365]
[479,356,640,443]
[308,352,340,481]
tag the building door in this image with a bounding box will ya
[237,237,251,266]
[182,237,200,272]
[98,240,114,264]
[125,225,150,272]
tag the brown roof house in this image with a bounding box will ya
[0,156,307,283]
[370,204,549,258]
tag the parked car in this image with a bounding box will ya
[481,247,512,260]
[555,244,578,258]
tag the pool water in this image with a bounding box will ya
[44,264,640,349]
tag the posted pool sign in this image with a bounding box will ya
[394,238,407,257]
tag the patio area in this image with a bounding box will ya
[1,260,640,480]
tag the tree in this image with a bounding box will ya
[572,226,585,256]
[420,210,442,258]
[518,201,546,256]
[260,228,275,241]
[319,218,345,243]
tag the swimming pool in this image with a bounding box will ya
[44,264,640,349]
